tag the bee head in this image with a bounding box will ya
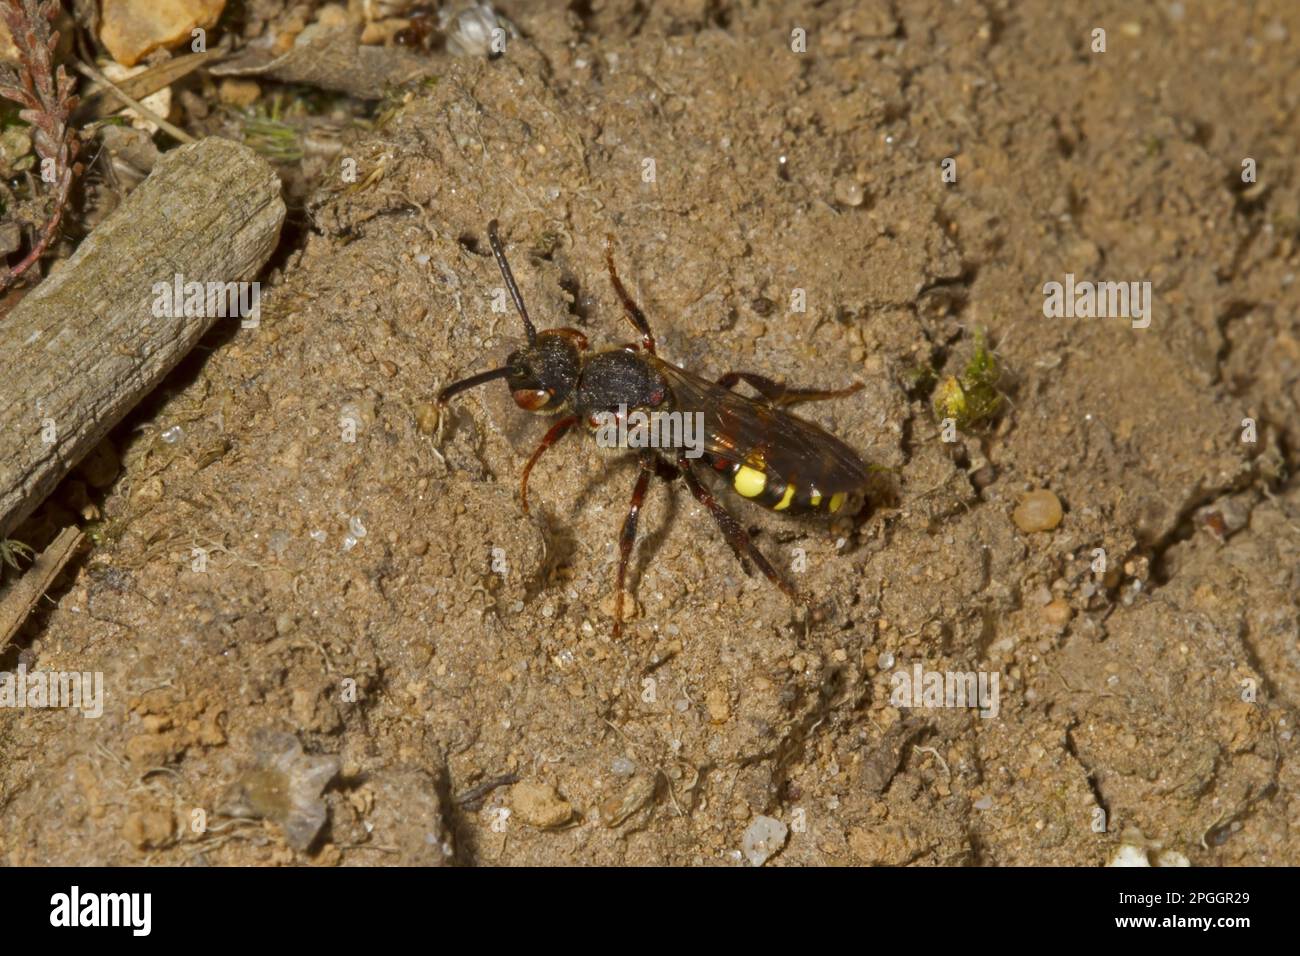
[437,222,590,418]
[506,328,586,412]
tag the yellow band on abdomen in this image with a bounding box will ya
[773,483,796,510]
[734,465,767,498]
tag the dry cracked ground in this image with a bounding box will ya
[2,0,1298,865]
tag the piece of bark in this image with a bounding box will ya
[0,136,285,541]
[0,526,83,649]
[211,29,436,99]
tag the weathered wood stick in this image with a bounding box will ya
[0,137,285,541]
[0,526,83,650]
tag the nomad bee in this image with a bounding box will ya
[438,221,871,636]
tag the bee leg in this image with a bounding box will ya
[678,458,801,604]
[613,453,658,638]
[520,415,578,515]
[603,235,657,353]
[716,371,862,408]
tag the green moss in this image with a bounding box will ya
[0,538,35,572]
[932,329,1003,431]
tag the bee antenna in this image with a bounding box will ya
[487,219,537,346]
[437,366,512,406]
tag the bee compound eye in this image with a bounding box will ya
[512,388,551,411]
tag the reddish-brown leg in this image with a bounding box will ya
[612,453,660,638]
[678,456,800,603]
[520,415,577,514]
[604,235,656,353]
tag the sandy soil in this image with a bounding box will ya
[2,0,1298,866]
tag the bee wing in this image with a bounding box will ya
[648,357,871,494]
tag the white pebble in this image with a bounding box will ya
[742,815,789,866]
[1108,845,1151,867]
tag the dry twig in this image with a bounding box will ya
[0,0,80,291]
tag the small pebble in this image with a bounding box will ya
[121,805,175,851]
[1013,489,1063,532]
[833,177,865,207]
[415,402,440,435]
[510,781,572,829]
[741,815,789,866]
[218,78,261,109]
[706,687,731,723]
[611,757,636,776]
[1043,598,1073,627]
[1108,844,1151,867]
[99,0,227,66]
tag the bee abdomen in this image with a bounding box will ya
[710,456,852,515]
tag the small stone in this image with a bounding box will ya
[360,18,409,45]
[444,4,517,57]
[833,177,866,207]
[1013,489,1063,533]
[415,403,440,435]
[315,4,352,31]
[1107,844,1151,867]
[510,781,572,829]
[101,0,228,67]
[706,686,731,723]
[132,475,165,506]
[291,686,341,733]
[1043,598,1073,627]
[122,805,176,850]
[217,730,339,851]
[741,815,789,866]
[599,590,640,624]
[848,823,925,865]
[218,78,262,109]
[125,732,176,767]
[598,774,656,828]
